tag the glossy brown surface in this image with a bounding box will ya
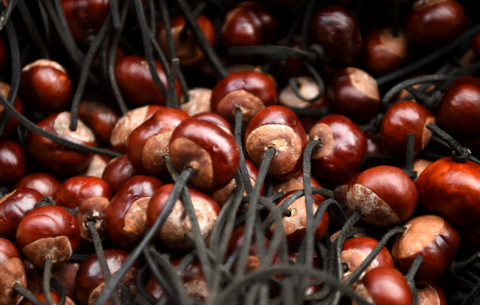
[270,190,328,248]
[102,155,138,195]
[417,158,480,228]
[0,140,27,185]
[364,28,408,75]
[0,188,43,240]
[309,114,366,184]
[381,100,435,158]
[193,112,234,135]
[392,215,460,286]
[169,118,240,191]
[211,71,277,127]
[158,15,216,68]
[332,171,360,207]
[78,100,120,146]
[61,0,110,42]
[271,36,308,82]
[76,196,110,241]
[221,2,276,50]
[110,105,163,153]
[405,0,466,47]
[347,166,418,227]
[115,55,181,107]
[146,259,207,301]
[147,184,220,251]
[75,249,138,305]
[16,205,81,267]
[354,267,412,305]
[328,68,380,124]
[245,105,307,180]
[14,173,61,197]
[437,76,480,140]
[105,175,163,250]
[20,60,72,112]
[27,112,96,176]
[0,82,23,137]
[418,284,447,305]
[53,176,112,209]
[310,6,362,66]
[0,238,25,305]
[341,237,394,285]
[127,108,190,175]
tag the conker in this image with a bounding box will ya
[53,176,112,210]
[14,173,61,197]
[102,154,139,195]
[0,140,27,186]
[0,238,26,305]
[78,99,120,146]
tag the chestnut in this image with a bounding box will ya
[405,0,466,47]
[146,258,207,301]
[53,176,112,210]
[0,238,26,305]
[26,292,75,305]
[380,100,435,158]
[328,67,380,124]
[416,158,480,228]
[332,171,360,207]
[269,190,329,249]
[180,88,212,116]
[341,237,394,286]
[0,188,43,240]
[82,154,111,178]
[27,112,96,176]
[14,173,61,197]
[436,76,480,140]
[309,114,367,184]
[346,165,418,227]
[0,140,28,186]
[75,249,139,305]
[353,267,412,305]
[363,27,408,75]
[102,154,139,195]
[310,5,362,66]
[16,205,81,267]
[115,55,181,107]
[211,71,277,129]
[245,105,307,180]
[212,159,263,207]
[278,76,328,110]
[418,284,447,305]
[0,82,23,137]
[193,112,234,135]
[271,36,308,82]
[126,108,190,175]
[392,215,460,286]
[20,60,72,112]
[75,196,110,241]
[110,105,163,153]
[61,0,110,42]
[78,99,120,146]
[105,175,163,250]
[221,2,277,50]
[147,184,220,251]
[169,118,240,191]
[158,15,216,68]
[272,170,323,196]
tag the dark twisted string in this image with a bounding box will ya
[179,2,206,43]
[404,133,418,179]
[17,0,49,59]
[70,14,113,131]
[136,266,158,304]
[94,167,194,305]
[0,19,20,137]
[234,109,254,195]
[0,0,18,31]
[37,0,51,46]
[166,58,180,108]
[110,0,121,29]
[406,256,423,305]
[43,256,54,305]
[13,283,44,305]
[50,278,67,305]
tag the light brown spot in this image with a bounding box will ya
[212,178,252,206]
[418,285,441,305]
[84,155,109,178]
[379,29,408,57]
[392,215,444,259]
[246,124,302,175]
[184,279,209,301]
[347,68,380,102]
[181,88,212,116]
[88,267,138,305]
[54,112,95,143]
[273,178,303,194]
[78,196,110,241]
[279,76,320,108]
[21,236,73,267]
[124,197,151,241]
[309,123,334,159]
[414,159,433,176]
[348,184,400,227]
[352,283,374,305]
[142,131,172,175]
[110,106,149,148]
[0,258,26,305]
[218,90,264,127]
[169,138,214,190]
[270,197,318,236]
[422,116,436,149]
[22,59,68,74]
[160,197,218,251]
